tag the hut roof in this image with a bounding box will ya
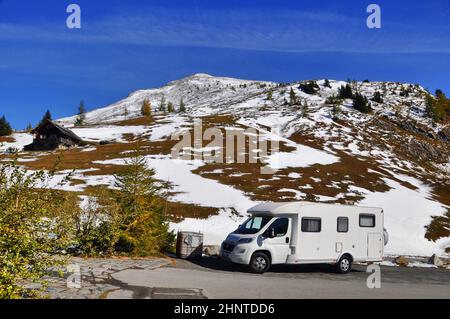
[32,119,83,143]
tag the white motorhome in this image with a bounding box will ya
[220,202,388,273]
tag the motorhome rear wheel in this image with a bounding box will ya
[336,255,353,274]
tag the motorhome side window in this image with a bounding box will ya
[269,218,289,237]
[301,217,321,232]
[337,217,349,232]
[359,214,375,227]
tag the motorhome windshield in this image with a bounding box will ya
[235,216,272,234]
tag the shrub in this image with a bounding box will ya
[0,162,76,298]
[325,95,342,105]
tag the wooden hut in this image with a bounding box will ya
[24,119,84,151]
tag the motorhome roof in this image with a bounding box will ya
[248,201,381,215]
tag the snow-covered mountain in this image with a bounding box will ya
[2,73,449,257]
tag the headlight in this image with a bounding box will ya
[238,238,253,244]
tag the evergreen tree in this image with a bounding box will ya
[352,93,372,113]
[301,101,308,117]
[179,98,186,113]
[0,116,13,136]
[266,90,273,101]
[338,84,353,99]
[38,109,52,126]
[324,79,331,88]
[425,92,450,123]
[141,99,152,117]
[158,96,166,113]
[331,104,342,121]
[75,100,86,126]
[371,91,384,103]
[26,122,33,132]
[289,88,298,105]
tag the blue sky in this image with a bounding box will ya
[1,0,450,129]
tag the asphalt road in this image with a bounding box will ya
[109,257,450,299]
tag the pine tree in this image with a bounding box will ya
[352,93,372,113]
[266,90,273,101]
[141,99,152,117]
[331,104,342,121]
[289,88,298,105]
[39,109,52,125]
[324,79,331,88]
[75,100,86,126]
[26,122,33,132]
[301,101,308,117]
[371,91,384,103]
[338,84,353,99]
[0,116,13,136]
[158,96,166,113]
[179,98,186,113]
[426,92,450,123]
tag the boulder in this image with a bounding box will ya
[203,245,221,257]
[428,254,445,267]
[394,256,409,267]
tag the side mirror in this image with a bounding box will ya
[264,227,275,238]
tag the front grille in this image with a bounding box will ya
[222,242,235,252]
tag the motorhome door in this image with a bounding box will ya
[264,217,291,264]
[367,233,383,259]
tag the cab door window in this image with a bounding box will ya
[269,218,289,237]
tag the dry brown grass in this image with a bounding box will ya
[0,136,15,143]
[5,113,449,241]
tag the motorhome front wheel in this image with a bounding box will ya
[249,252,271,274]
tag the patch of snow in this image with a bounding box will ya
[0,133,33,152]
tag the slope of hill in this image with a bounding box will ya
[1,73,449,257]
